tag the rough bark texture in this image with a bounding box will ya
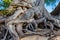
[0,0,60,40]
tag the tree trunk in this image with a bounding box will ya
[0,0,60,40]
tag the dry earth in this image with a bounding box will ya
[21,35,60,40]
[21,35,49,40]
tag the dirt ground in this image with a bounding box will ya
[21,35,60,40]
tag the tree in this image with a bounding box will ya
[0,0,60,40]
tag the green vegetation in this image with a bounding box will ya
[0,0,13,15]
[0,0,12,10]
[0,0,56,9]
[3,0,12,8]
[0,0,57,15]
